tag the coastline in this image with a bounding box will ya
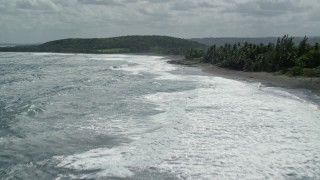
[167,58,320,98]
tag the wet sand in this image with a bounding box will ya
[167,58,320,97]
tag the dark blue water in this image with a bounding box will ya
[1,52,320,179]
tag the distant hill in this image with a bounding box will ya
[0,44,17,47]
[191,37,320,46]
[0,35,206,54]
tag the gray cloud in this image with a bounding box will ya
[0,0,319,43]
[144,0,167,3]
[16,0,57,10]
[224,0,308,16]
[171,1,217,11]
[259,1,304,12]
[77,0,123,6]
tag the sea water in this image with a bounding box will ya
[0,53,319,179]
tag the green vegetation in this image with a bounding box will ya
[185,48,205,60]
[96,48,130,53]
[193,35,320,77]
[191,37,320,46]
[0,35,206,55]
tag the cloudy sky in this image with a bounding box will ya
[0,0,319,43]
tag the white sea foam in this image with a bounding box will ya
[54,54,320,179]
[103,55,178,76]
[32,53,75,56]
[54,148,134,178]
[142,80,320,179]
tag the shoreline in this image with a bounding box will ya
[167,58,320,98]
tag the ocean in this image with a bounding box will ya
[0,52,320,179]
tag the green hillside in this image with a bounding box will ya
[0,35,206,54]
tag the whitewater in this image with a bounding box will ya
[0,53,319,179]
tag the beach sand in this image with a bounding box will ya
[167,58,320,97]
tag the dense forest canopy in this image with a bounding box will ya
[186,35,320,77]
[191,37,320,46]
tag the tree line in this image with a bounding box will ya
[186,35,320,77]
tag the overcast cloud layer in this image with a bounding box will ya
[0,0,319,43]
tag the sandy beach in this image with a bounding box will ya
[167,58,320,97]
